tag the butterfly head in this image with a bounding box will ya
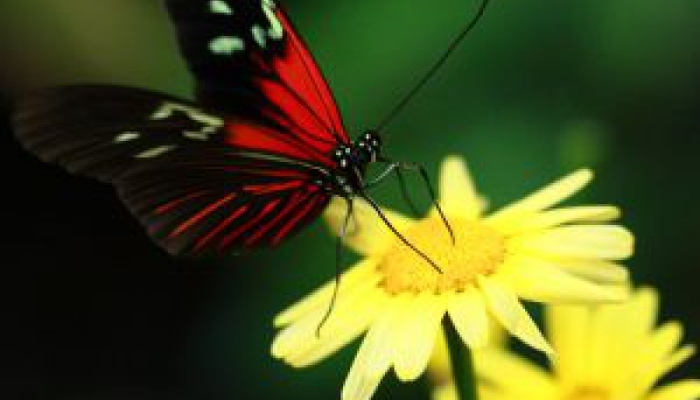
[330,131,382,195]
[333,131,381,168]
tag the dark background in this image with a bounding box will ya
[2,0,699,399]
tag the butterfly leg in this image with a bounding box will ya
[363,162,399,189]
[347,205,360,236]
[369,159,455,244]
[395,161,455,245]
[393,168,422,217]
[317,196,355,337]
[360,192,442,273]
[363,162,420,217]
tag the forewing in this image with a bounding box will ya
[13,85,331,256]
[166,0,349,167]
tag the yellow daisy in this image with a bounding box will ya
[272,156,634,400]
[474,287,700,400]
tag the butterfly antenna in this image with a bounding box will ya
[317,197,355,338]
[376,0,491,133]
[360,193,442,273]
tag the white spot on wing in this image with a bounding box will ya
[261,0,284,41]
[150,102,225,127]
[151,106,171,120]
[114,132,140,143]
[209,36,245,55]
[209,0,233,15]
[135,145,178,159]
[252,25,267,48]
[183,131,210,141]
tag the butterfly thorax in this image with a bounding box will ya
[329,131,382,196]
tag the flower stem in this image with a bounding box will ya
[443,319,479,400]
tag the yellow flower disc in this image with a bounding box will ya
[565,387,610,400]
[379,218,507,294]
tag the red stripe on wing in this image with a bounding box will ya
[225,122,332,166]
[271,8,348,143]
[168,193,236,238]
[155,190,210,215]
[219,199,283,249]
[256,78,337,150]
[194,204,249,252]
[272,190,325,245]
[243,181,303,194]
[220,166,308,180]
[244,190,309,246]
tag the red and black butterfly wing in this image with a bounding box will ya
[166,0,349,168]
[12,1,349,256]
[13,86,332,256]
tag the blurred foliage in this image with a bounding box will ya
[2,0,699,399]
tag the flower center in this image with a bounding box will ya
[378,217,507,294]
[564,387,610,400]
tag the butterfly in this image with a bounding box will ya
[13,0,488,262]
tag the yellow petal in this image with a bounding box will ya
[447,289,489,348]
[272,285,386,360]
[438,156,484,219]
[511,225,634,261]
[583,289,658,386]
[545,287,693,396]
[474,348,558,399]
[495,205,621,235]
[427,327,452,388]
[478,385,505,400]
[342,299,402,400]
[631,287,661,335]
[591,290,685,394]
[432,383,459,400]
[324,196,415,256]
[281,290,388,368]
[632,323,690,396]
[655,345,696,384]
[343,354,388,400]
[648,380,700,400]
[506,255,628,303]
[487,169,593,225]
[649,322,684,362]
[551,258,629,285]
[545,305,590,385]
[274,259,379,327]
[587,288,660,387]
[393,294,446,381]
[363,296,409,378]
[480,277,553,354]
[596,287,658,386]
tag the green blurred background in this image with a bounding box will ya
[2,0,699,399]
